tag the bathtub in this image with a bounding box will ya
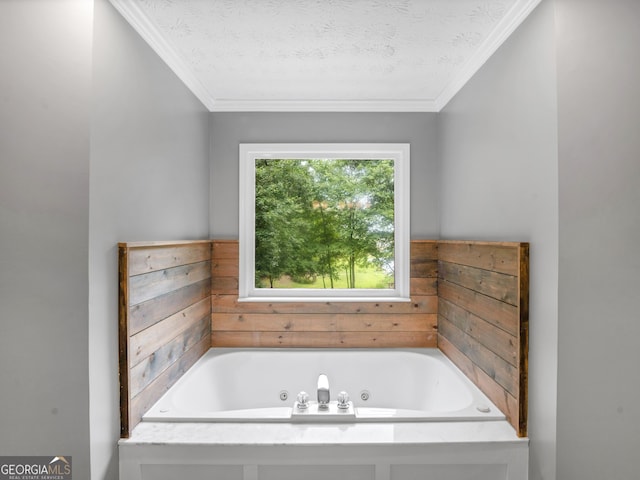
[143,348,504,423]
[122,348,528,480]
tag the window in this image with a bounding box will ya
[239,143,410,302]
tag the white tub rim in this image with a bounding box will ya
[143,347,506,424]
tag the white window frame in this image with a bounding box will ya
[239,143,410,302]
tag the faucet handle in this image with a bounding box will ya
[296,391,309,409]
[337,391,350,409]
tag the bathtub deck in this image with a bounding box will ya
[120,420,528,480]
[123,419,524,445]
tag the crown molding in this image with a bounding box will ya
[109,0,216,111]
[434,0,543,111]
[208,99,438,112]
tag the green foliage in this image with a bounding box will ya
[254,158,395,289]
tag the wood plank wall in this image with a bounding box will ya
[118,240,212,437]
[118,238,528,438]
[211,240,439,348]
[437,240,529,437]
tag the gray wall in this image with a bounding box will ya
[438,2,558,479]
[556,1,640,479]
[89,1,210,478]
[0,1,93,478]
[210,113,439,239]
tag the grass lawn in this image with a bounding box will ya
[261,265,394,289]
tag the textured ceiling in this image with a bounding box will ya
[110,0,541,111]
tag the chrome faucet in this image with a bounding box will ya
[317,373,330,406]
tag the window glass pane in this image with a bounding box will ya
[255,158,395,290]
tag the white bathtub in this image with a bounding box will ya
[124,348,528,480]
[143,348,505,423]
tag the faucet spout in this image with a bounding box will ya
[317,374,330,406]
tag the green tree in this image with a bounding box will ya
[329,160,394,288]
[254,159,315,287]
[254,158,395,289]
